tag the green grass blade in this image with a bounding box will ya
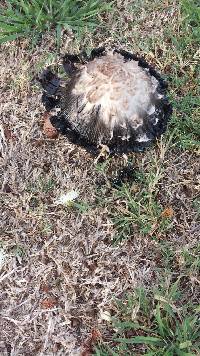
[155,304,165,337]
[115,336,163,345]
[0,22,23,32]
[0,32,24,44]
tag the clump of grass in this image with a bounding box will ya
[169,94,200,150]
[94,240,200,355]
[110,168,173,242]
[95,279,200,355]
[0,0,112,45]
[179,245,200,277]
[112,182,168,242]
[26,177,56,193]
[94,148,174,243]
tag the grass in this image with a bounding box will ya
[95,247,200,355]
[0,0,199,354]
[169,94,200,150]
[110,171,173,242]
[164,0,200,150]
[27,177,56,193]
[95,286,200,355]
[0,0,112,46]
[96,144,174,242]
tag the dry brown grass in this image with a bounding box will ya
[0,1,199,355]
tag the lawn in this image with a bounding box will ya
[0,0,199,355]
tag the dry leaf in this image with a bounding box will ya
[3,126,12,140]
[40,283,50,293]
[91,328,101,341]
[2,124,15,141]
[43,112,58,139]
[41,297,57,309]
[81,329,101,356]
[161,207,174,218]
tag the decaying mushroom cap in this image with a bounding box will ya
[39,47,172,153]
